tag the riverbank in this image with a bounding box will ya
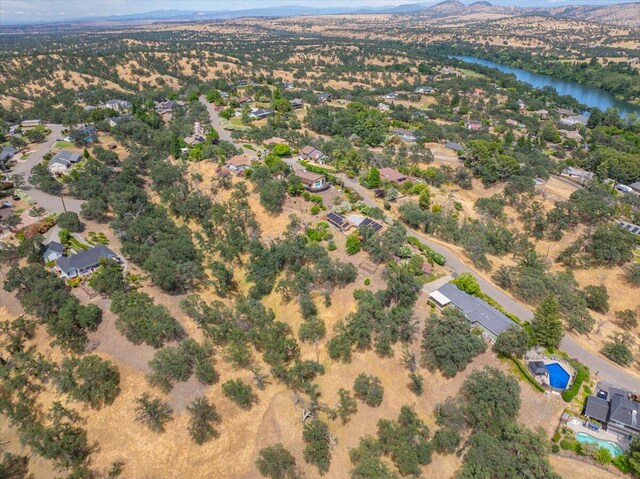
[451,55,640,117]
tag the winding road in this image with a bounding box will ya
[201,96,640,392]
[12,124,84,213]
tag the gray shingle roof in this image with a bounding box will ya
[445,141,464,152]
[609,388,640,430]
[44,241,64,255]
[56,245,116,275]
[584,395,610,423]
[437,283,514,337]
[49,150,81,167]
[0,146,18,161]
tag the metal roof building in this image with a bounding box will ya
[430,283,515,340]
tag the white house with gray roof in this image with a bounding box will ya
[429,283,515,340]
[56,245,119,278]
[49,150,81,174]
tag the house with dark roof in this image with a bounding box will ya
[43,241,64,263]
[56,245,119,278]
[414,86,434,94]
[429,283,515,340]
[291,98,304,109]
[49,150,82,174]
[584,386,640,438]
[249,108,275,120]
[0,146,18,162]
[445,141,464,153]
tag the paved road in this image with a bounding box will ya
[204,105,639,392]
[12,124,84,213]
[344,175,640,391]
[199,95,258,159]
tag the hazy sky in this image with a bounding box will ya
[2,0,637,23]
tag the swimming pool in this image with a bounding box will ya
[545,362,570,389]
[575,433,624,457]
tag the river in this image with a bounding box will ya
[453,55,640,118]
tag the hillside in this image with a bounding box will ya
[416,0,640,26]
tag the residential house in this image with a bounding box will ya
[618,220,640,236]
[379,167,408,184]
[505,119,519,127]
[42,241,64,263]
[560,114,589,127]
[107,114,133,127]
[556,108,575,116]
[56,245,119,278]
[562,166,594,183]
[249,108,275,120]
[21,119,43,129]
[155,100,179,115]
[49,150,81,175]
[472,88,485,96]
[382,92,399,100]
[429,283,515,341]
[391,128,416,142]
[583,385,639,438]
[77,125,97,143]
[105,99,132,112]
[283,81,294,90]
[414,86,434,94]
[295,170,328,192]
[316,92,332,103]
[533,109,549,119]
[225,155,252,173]
[291,98,304,109]
[299,146,327,163]
[466,120,483,131]
[0,146,18,163]
[562,130,583,142]
[444,141,464,153]
[238,96,252,104]
[378,102,390,112]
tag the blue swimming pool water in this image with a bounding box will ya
[545,362,570,389]
[575,433,624,457]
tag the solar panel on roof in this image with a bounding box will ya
[327,213,349,229]
[359,218,383,233]
[632,226,640,234]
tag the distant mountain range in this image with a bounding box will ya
[1,1,638,27]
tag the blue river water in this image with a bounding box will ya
[453,55,640,118]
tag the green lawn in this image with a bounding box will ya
[53,141,74,149]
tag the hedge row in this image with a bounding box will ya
[561,362,590,402]
[407,236,446,266]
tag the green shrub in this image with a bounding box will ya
[561,363,589,402]
[327,241,337,251]
[364,278,371,286]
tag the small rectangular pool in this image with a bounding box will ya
[545,362,570,389]
[575,432,624,457]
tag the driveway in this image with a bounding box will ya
[12,124,84,213]
[200,106,640,392]
[199,95,258,159]
[338,173,640,391]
